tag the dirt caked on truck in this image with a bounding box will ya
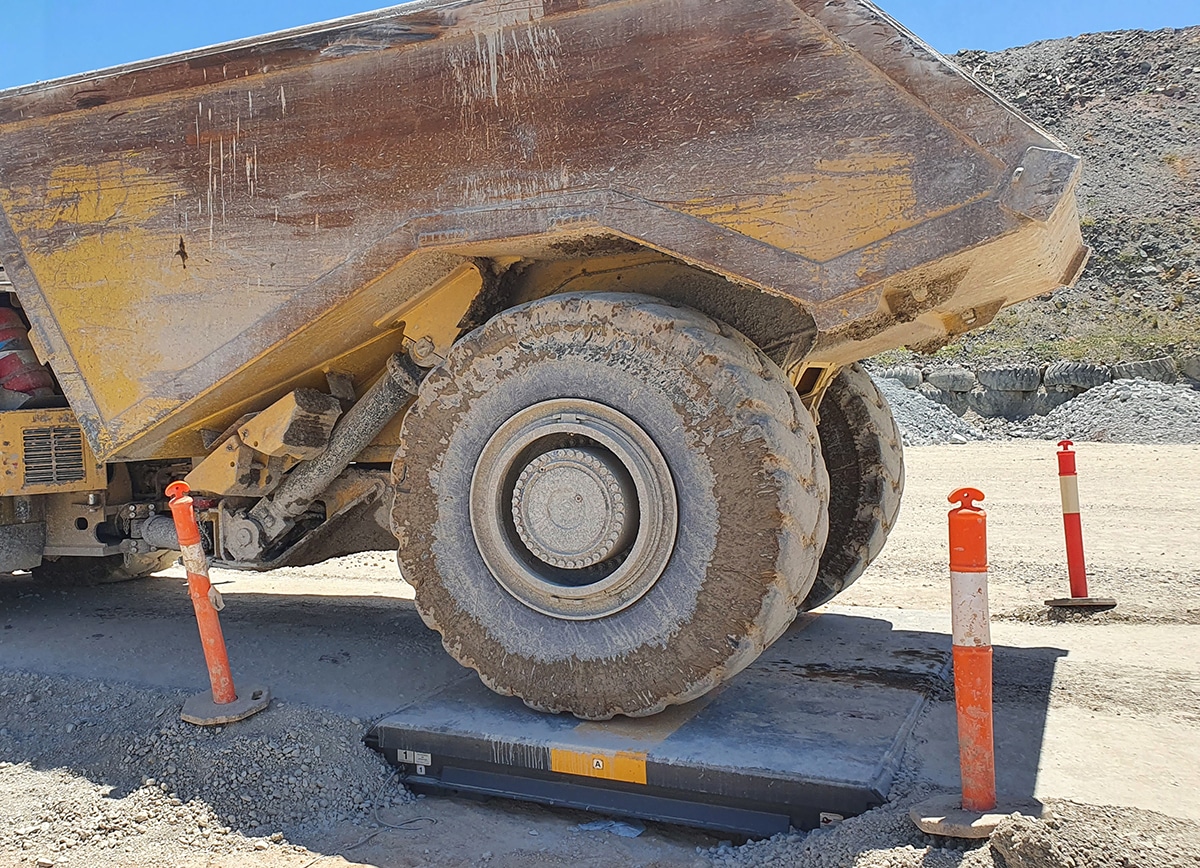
[0,0,1087,719]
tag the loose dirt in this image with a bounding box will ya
[3,442,1198,867]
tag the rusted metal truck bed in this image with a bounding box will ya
[0,0,1086,462]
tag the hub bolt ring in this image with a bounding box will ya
[511,447,634,568]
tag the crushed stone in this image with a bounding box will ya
[0,762,303,866]
[703,796,1200,868]
[703,789,994,868]
[872,377,986,447]
[1009,378,1200,444]
[872,374,1200,446]
[0,669,406,865]
[990,801,1200,868]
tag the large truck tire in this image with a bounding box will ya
[33,550,178,584]
[1110,357,1177,384]
[925,367,975,393]
[1044,360,1109,390]
[976,364,1041,392]
[800,364,904,611]
[391,293,829,719]
[879,365,922,389]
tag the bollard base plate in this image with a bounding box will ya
[1045,597,1116,610]
[181,685,271,726]
[910,794,1051,839]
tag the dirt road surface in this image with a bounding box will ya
[2,442,1198,867]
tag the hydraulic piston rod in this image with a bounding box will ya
[223,352,423,561]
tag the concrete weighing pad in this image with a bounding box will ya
[366,611,950,837]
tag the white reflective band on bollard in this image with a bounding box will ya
[179,541,208,577]
[1058,475,1080,515]
[950,570,991,648]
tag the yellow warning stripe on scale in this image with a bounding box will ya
[550,748,647,785]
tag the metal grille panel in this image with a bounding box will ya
[23,426,86,485]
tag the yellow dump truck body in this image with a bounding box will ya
[0,0,1085,465]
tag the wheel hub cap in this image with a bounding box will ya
[512,447,636,569]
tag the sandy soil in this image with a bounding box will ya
[842,442,1200,622]
[2,442,1198,867]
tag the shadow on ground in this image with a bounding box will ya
[0,576,1067,865]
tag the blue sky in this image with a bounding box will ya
[0,0,1196,90]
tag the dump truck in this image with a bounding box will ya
[0,0,1087,719]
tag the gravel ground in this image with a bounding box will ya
[5,441,1199,867]
[712,793,1200,868]
[0,670,403,867]
[0,762,317,868]
[837,442,1200,624]
[989,801,1200,868]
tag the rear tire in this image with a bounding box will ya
[800,364,904,611]
[392,293,829,719]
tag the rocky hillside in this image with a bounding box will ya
[883,26,1200,368]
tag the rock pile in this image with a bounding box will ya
[872,377,986,446]
[873,370,1200,446]
[955,30,1199,130]
[710,796,1200,868]
[1012,378,1200,444]
[937,27,1200,369]
[0,764,295,864]
[876,356,1195,421]
[989,800,1200,868]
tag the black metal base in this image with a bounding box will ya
[405,764,795,838]
[1045,597,1117,610]
[366,610,951,838]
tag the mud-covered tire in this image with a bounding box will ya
[917,381,969,416]
[391,292,829,719]
[1033,388,1075,415]
[916,381,946,403]
[976,365,1041,392]
[969,386,1039,419]
[1182,355,1200,383]
[800,365,904,611]
[33,550,178,585]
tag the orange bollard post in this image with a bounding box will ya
[945,487,995,812]
[910,487,1048,838]
[1045,441,1115,610]
[166,481,270,725]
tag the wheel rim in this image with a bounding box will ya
[469,399,678,620]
